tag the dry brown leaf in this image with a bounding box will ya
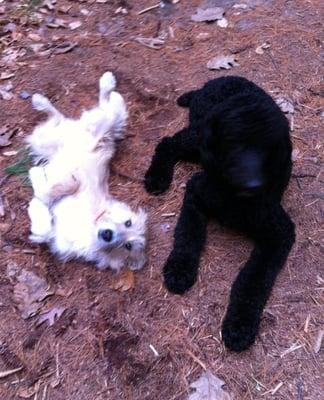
[37,306,66,327]
[276,97,295,114]
[28,33,42,42]
[191,7,224,22]
[217,18,228,28]
[13,269,54,319]
[112,269,135,292]
[255,42,271,55]
[135,37,165,49]
[69,21,82,30]
[0,82,13,100]
[0,72,15,80]
[291,148,301,162]
[188,370,232,400]
[207,55,239,70]
[17,381,40,398]
[53,42,78,54]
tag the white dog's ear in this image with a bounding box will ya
[137,208,148,227]
[32,94,63,123]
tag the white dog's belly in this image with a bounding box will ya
[51,195,99,259]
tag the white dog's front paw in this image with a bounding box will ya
[100,71,116,94]
[32,93,52,111]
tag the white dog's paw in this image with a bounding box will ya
[28,197,53,241]
[32,93,52,111]
[100,71,116,94]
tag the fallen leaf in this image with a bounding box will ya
[53,42,78,54]
[217,18,228,28]
[112,269,135,292]
[13,269,54,319]
[276,97,295,114]
[191,7,224,22]
[28,33,42,42]
[50,377,61,388]
[37,306,66,327]
[0,125,20,147]
[56,287,73,297]
[3,150,18,156]
[291,148,301,162]
[135,37,165,49]
[188,370,232,400]
[0,72,15,80]
[46,18,67,28]
[0,82,13,100]
[207,55,239,70]
[255,42,271,55]
[17,381,40,398]
[43,0,56,11]
[69,21,82,30]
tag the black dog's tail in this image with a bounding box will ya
[177,90,197,108]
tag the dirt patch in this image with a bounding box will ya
[0,0,323,399]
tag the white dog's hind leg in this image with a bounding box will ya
[99,72,128,140]
[32,94,63,123]
[29,166,51,204]
[28,197,53,243]
[29,166,80,206]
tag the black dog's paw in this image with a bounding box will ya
[144,166,173,195]
[163,255,197,294]
[221,317,258,352]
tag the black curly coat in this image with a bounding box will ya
[144,76,295,352]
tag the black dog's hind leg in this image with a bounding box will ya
[163,172,214,294]
[144,128,200,195]
[222,205,295,352]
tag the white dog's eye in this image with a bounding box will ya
[125,242,132,251]
[125,220,132,228]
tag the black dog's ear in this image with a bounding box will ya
[177,90,197,108]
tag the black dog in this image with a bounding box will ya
[144,76,295,352]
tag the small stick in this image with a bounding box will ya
[138,4,160,15]
[0,367,23,378]
[186,349,207,371]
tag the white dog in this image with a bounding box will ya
[26,72,147,272]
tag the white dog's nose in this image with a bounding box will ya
[98,229,113,242]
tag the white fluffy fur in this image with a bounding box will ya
[27,72,147,272]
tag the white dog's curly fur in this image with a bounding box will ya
[26,71,147,272]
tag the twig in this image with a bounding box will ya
[138,3,160,15]
[297,381,303,400]
[292,173,316,179]
[0,367,23,378]
[0,175,10,188]
[186,349,207,371]
[304,192,324,200]
[111,167,143,183]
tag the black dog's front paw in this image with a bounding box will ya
[163,255,197,295]
[221,316,258,352]
[144,166,173,195]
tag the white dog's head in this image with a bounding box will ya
[95,200,148,271]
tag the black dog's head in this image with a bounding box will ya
[200,93,291,197]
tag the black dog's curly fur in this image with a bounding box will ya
[144,76,295,352]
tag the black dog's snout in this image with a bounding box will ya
[244,178,263,191]
[98,229,113,242]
